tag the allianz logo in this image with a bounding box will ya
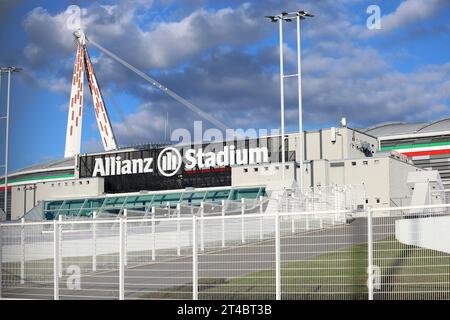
[92,145,269,177]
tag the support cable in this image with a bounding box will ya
[87,37,229,131]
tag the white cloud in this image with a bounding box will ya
[22,2,265,70]
[112,103,168,145]
[17,0,450,147]
[363,0,450,37]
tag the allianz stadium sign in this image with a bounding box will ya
[91,145,269,177]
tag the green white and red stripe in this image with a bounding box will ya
[380,141,450,157]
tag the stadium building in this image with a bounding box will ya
[1,123,429,220]
[363,119,450,188]
[0,30,447,221]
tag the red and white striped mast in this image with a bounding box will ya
[64,29,117,158]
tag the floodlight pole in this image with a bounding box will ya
[278,18,286,180]
[268,11,313,185]
[296,15,304,188]
[0,71,3,217]
[0,67,20,219]
[4,69,11,216]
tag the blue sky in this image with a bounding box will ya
[0,0,450,171]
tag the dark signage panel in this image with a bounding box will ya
[78,137,292,193]
[79,147,232,193]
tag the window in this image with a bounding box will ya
[285,165,290,170]
[351,161,356,166]
[275,166,280,170]
[374,160,380,165]
[365,199,369,204]
[254,168,259,172]
[363,161,368,165]
[86,180,90,185]
[331,162,344,167]
[376,198,380,204]
[244,168,248,173]
[264,167,269,171]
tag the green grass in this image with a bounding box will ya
[139,237,450,300]
[199,242,369,300]
[372,236,450,299]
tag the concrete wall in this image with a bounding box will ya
[389,159,422,207]
[11,177,104,220]
[328,157,418,207]
[396,216,450,254]
[1,218,278,263]
[285,127,378,162]
[232,162,297,188]
[348,158,389,206]
[303,131,322,160]
[232,155,416,208]
[308,159,330,187]
[323,128,345,160]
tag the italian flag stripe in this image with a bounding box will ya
[380,140,450,151]
[402,149,450,157]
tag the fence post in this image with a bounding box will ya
[92,211,97,272]
[177,203,181,256]
[53,218,60,300]
[58,215,62,278]
[367,206,374,301]
[291,215,295,234]
[275,209,281,300]
[305,212,310,231]
[151,207,156,261]
[20,217,25,284]
[290,198,295,234]
[119,217,125,300]
[123,209,128,266]
[200,202,204,252]
[221,200,225,248]
[259,196,263,240]
[192,215,198,300]
[241,198,245,244]
[333,190,339,226]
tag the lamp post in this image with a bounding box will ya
[0,66,21,218]
[278,14,286,180]
[266,11,313,185]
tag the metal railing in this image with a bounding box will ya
[1,202,449,300]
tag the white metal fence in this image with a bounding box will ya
[368,204,450,300]
[1,202,449,300]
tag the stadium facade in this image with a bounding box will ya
[363,118,450,188]
[3,120,445,220]
[0,29,448,221]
